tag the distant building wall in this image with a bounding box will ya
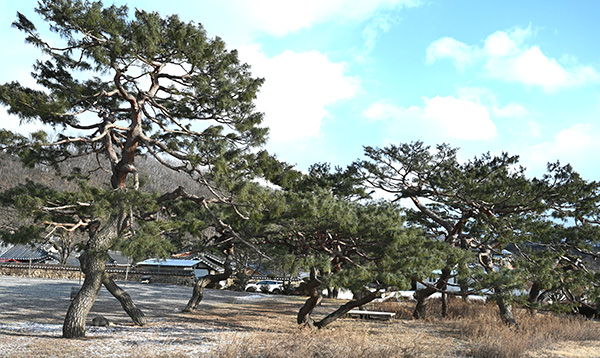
[0,263,195,286]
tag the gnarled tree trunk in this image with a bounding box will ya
[63,214,147,337]
[102,273,147,325]
[183,244,234,312]
[527,281,542,315]
[495,289,518,328]
[477,247,519,328]
[315,291,378,329]
[297,267,322,328]
[413,267,451,319]
[63,250,105,338]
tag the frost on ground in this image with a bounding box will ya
[0,276,262,358]
[0,320,228,358]
[0,321,222,357]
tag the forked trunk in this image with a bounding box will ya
[315,291,378,329]
[102,273,147,326]
[413,267,451,319]
[62,251,105,338]
[183,245,234,312]
[63,214,147,337]
[413,288,433,319]
[184,276,212,312]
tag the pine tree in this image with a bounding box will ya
[0,0,266,338]
[355,141,600,325]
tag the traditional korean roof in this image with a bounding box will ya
[0,244,51,262]
[0,242,13,257]
[195,254,224,271]
[136,258,203,267]
[170,250,225,271]
[107,250,133,266]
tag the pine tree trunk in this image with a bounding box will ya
[315,291,377,329]
[413,288,433,319]
[102,273,147,325]
[441,291,448,317]
[496,293,518,328]
[527,281,541,314]
[62,251,105,338]
[183,245,234,312]
[413,267,451,319]
[297,267,321,327]
[184,276,212,312]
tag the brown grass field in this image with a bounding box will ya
[0,276,599,357]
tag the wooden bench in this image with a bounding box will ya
[346,309,396,320]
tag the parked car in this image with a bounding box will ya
[245,280,284,294]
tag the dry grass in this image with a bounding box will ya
[367,297,600,358]
[454,301,600,358]
[212,328,426,358]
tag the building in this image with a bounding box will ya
[0,244,52,263]
[136,255,225,279]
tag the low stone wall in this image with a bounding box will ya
[0,263,82,280]
[0,263,195,286]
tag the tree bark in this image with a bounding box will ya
[527,281,542,314]
[413,267,451,319]
[315,291,378,329]
[297,267,321,328]
[183,245,234,312]
[184,276,212,312]
[62,251,105,338]
[495,291,518,328]
[441,291,448,317]
[102,273,147,326]
[63,214,147,337]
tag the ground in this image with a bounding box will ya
[0,276,599,357]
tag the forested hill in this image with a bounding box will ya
[0,152,212,195]
[0,152,214,231]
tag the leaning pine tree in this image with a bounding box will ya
[355,141,596,326]
[0,0,266,338]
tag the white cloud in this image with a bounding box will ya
[198,0,420,42]
[426,37,476,71]
[423,96,496,140]
[362,101,408,121]
[363,93,497,141]
[483,28,529,57]
[492,102,530,118]
[239,45,360,143]
[357,14,396,63]
[426,26,599,91]
[522,123,599,176]
[240,0,420,37]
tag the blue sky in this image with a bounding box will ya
[2,1,600,180]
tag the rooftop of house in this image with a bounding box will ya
[0,244,51,262]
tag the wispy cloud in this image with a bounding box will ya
[426,37,476,72]
[426,26,599,92]
[521,123,600,177]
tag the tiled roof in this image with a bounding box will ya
[0,242,13,257]
[136,258,203,267]
[195,254,223,271]
[0,244,51,262]
[107,250,133,266]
